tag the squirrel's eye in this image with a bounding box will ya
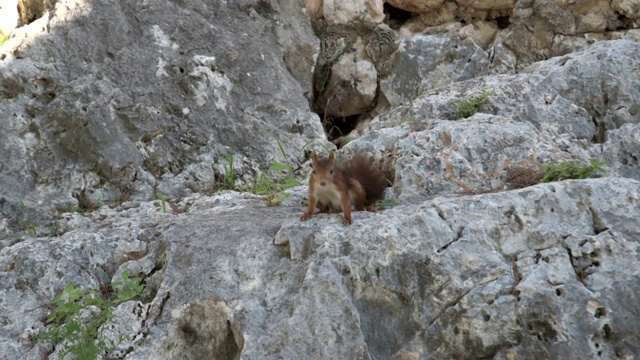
[313,170,316,174]
[330,169,333,174]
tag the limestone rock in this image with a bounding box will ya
[380,31,495,106]
[503,0,638,69]
[2,0,640,359]
[312,22,399,121]
[0,0,325,237]
[275,177,640,359]
[346,40,640,199]
[459,20,499,49]
[386,0,446,14]
[315,39,378,118]
[2,177,640,359]
[320,0,385,25]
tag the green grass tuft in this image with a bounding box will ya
[220,154,236,190]
[0,33,8,47]
[18,198,37,237]
[539,159,606,183]
[156,192,167,213]
[453,91,494,119]
[35,271,145,359]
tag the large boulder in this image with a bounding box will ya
[0,0,325,238]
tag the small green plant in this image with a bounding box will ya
[48,218,60,238]
[18,198,37,237]
[539,159,606,183]
[375,199,397,210]
[220,154,236,190]
[339,136,353,148]
[156,192,167,213]
[35,271,145,360]
[400,116,419,124]
[274,137,294,177]
[251,137,302,205]
[0,32,8,47]
[453,91,494,119]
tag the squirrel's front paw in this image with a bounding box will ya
[342,217,352,226]
[299,213,312,221]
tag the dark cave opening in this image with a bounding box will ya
[318,113,362,146]
[383,3,417,30]
[607,12,631,31]
[310,74,375,147]
[495,16,510,29]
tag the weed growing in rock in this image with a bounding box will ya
[74,190,101,213]
[454,91,494,119]
[375,199,397,210]
[18,198,37,237]
[35,271,145,359]
[157,192,167,213]
[220,154,236,190]
[252,137,301,205]
[0,32,8,47]
[539,159,606,183]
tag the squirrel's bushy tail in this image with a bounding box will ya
[339,154,388,203]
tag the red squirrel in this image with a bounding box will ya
[299,151,387,225]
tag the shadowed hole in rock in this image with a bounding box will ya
[592,117,607,143]
[595,307,607,318]
[607,12,632,31]
[555,288,564,297]
[383,3,417,30]
[355,287,420,360]
[318,114,361,145]
[603,324,612,339]
[311,20,401,146]
[166,299,244,360]
[495,16,510,29]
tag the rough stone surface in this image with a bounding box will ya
[0,0,326,236]
[308,0,639,132]
[387,0,446,14]
[380,31,496,106]
[311,22,399,120]
[3,178,640,359]
[319,0,385,25]
[351,41,640,198]
[1,0,640,359]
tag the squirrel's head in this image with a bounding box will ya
[311,151,335,187]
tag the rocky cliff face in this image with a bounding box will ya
[1,0,639,359]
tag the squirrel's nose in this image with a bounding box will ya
[320,181,326,186]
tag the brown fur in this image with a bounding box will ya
[338,154,387,203]
[300,151,388,225]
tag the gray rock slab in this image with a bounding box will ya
[1,178,639,358]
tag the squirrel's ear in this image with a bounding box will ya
[311,151,318,165]
[328,150,334,162]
